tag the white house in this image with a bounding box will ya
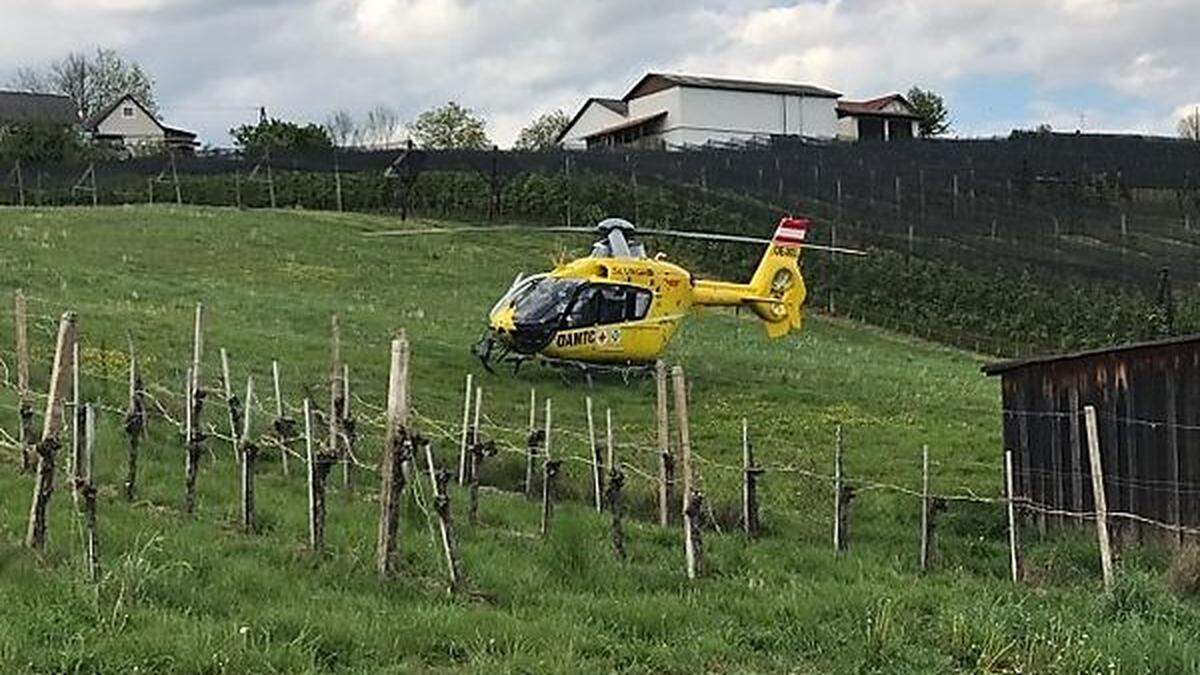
[836,94,921,141]
[83,93,198,153]
[559,73,842,150]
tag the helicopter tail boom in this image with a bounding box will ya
[695,217,809,339]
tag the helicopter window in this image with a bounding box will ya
[512,278,582,324]
[565,284,652,328]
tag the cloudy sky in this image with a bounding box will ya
[2,0,1197,147]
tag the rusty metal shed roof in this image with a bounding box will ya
[981,334,1200,376]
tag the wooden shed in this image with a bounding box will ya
[982,335,1200,539]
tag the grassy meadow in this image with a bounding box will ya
[0,205,1197,673]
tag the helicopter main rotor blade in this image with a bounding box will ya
[637,229,868,256]
[362,223,867,256]
[363,225,594,237]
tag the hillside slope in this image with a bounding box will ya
[0,206,1196,673]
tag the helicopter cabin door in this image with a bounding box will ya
[551,282,656,363]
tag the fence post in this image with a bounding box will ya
[341,364,355,490]
[376,333,410,578]
[80,405,98,581]
[919,445,947,571]
[605,408,615,483]
[1005,449,1023,583]
[673,366,703,580]
[607,440,626,560]
[70,338,84,509]
[26,312,75,551]
[742,418,761,537]
[14,159,25,207]
[587,397,603,512]
[526,387,539,498]
[425,439,463,593]
[15,290,34,473]
[656,360,673,526]
[271,360,292,477]
[184,303,206,515]
[221,348,243,457]
[541,399,561,538]
[328,315,344,485]
[234,170,243,210]
[334,161,344,212]
[305,398,333,552]
[833,425,855,553]
[123,343,145,501]
[1084,405,1115,590]
[457,374,473,485]
[239,377,257,533]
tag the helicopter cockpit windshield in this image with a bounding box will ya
[500,276,584,353]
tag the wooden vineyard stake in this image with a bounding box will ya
[71,338,84,508]
[15,290,34,472]
[376,334,410,578]
[1084,406,1114,590]
[185,303,206,515]
[78,404,99,581]
[457,374,473,485]
[469,385,482,486]
[605,408,615,485]
[271,360,293,477]
[540,398,561,538]
[425,439,463,593]
[672,366,703,580]
[305,398,334,552]
[26,311,76,551]
[221,348,244,457]
[239,377,258,533]
[606,438,626,560]
[832,426,855,554]
[525,387,540,498]
[341,364,356,490]
[742,418,762,537]
[587,397,603,512]
[656,360,673,527]
[123,342,145,501]
[328,315,344,487]
[1004,449,1023,583]
[919,445,947,571]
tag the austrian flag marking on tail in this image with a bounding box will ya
[772,217,810,248]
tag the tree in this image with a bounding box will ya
[407,101,491,150]
[324,110,358,147]
[363,105,401,147]
[230,116,333,156]
[513,109,570,151]
[9,48,157,119]
[0,120,87,162]
[907,86,951,138]
[1179,108,1200,141]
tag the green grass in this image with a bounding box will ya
[0,205,1197,673]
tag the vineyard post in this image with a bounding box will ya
[305,398,332,552]
[239,377,257,533]
[656,360,673,526]
[14,158,25,206]
[341,364,353,490]
[587,397,602,512]
[123,342,145,501]
[673,366,703,580]
[328,315,343,488]
[425,439,463,593]
[1005,449,1023,583]
[952,173,959,216]
[919,445,948,571]
[894,175,902,216]
[540,398,560,538]
[80,404,99,581]
[470,385,482,484]
[605,408,615,483]
[334,160,344,212]
[266,161,276,209]
[742,418,761,537]
[70,338,84,508]
[171,151,182,205]
[221,348,243,457]
[377,333,409,577]
[525,387,538,498]
[457,374,473,485]
[607,444,626,560]
[15,290,34,473]
[272,360,291,477]
[184,303,206,515]
[833,425,855,553]
[234,170,243,209]
[1084,406,1114,590]
[26,311,75,551]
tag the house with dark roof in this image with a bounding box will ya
[83,93,198,153]
[0,91,79,128]
[558,72,842,150]
[836,94,921,142]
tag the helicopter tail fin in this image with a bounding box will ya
[747,217,809,338]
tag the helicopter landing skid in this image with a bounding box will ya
[470,335,654,383]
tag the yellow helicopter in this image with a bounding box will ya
[369,216,864,371]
